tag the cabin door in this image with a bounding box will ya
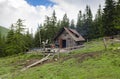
[62,40,66,48]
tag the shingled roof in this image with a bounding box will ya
[54,27,85,41]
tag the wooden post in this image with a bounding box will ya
[103,38,107,50]
[86,39,88,50]
[58,48,60,59]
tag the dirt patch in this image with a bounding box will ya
[76,52,100,63]
[61,51,102,63]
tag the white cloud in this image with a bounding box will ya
[0,0,105,33]
[51,0,105,21]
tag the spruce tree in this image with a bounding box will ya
[34,24,46,47]
[61,13,69,27]
[76,10,83,33]
[82,5,93,39]
[70,19,75,29]
[114,0,120,33]
[5,19,27,55]
[16,19,25,33]
[94,5,104,38]
[50,10,57,42]
[24,30,34,49]
[0,33,6,56]
[103,0,116,36]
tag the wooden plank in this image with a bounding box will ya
[21,54,51,71]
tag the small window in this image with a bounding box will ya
[75,34,79,38]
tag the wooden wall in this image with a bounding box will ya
[57,30,77,48]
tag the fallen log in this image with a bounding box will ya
[21,53,51,71]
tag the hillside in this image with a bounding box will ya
[0,38,120,79]
[0,26,9,37]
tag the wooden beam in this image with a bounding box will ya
[21,54,51,71]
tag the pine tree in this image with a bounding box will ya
[61,13,69,27]
[76,11,83,33]
[5,19,27,55]
[44,16,51,43]
[103,0,116,36]
[56,20,62,30]
[6,29,14,44]
[70,19,75,29]
[16,19,25,33]
[50,10,57,42]
[24,30,34,49]
[42,10,57,43]
[34,30,39,47]
[34,24,46,47]
[114,0,120,33]
[0,33,2,55]
[35,11,58,44]
[94,5,104,38]
[0,33,6,56]
[82,5,93,39]
[5,29,18,55]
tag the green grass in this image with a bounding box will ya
[59,38,106,57]
[69,38,120,55]
[0,53,43,77]
[4,50,120,79]
[0,38,120,79]
[0,26,9,37]
[71,39,105,54]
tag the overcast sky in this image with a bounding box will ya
[0,0,105,33]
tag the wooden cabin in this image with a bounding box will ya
[54,27,85,48]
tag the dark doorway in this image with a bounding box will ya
[62,40,66,48]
